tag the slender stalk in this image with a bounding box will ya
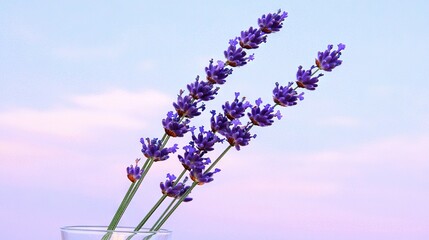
[106,182,136,230]
[134,168,188,231]
[152,182,198,231]
[150,198,178,231]
[204,145,232,174]
[134,194,168,231]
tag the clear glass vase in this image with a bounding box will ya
[61,226,172,240]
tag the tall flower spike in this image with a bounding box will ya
[296,65,324,91]
[273,82,304,107]
[224,38,253,67]
[223,92,251,120]
[258,10,288,33]
[187,76,219,101]
[205,60,233,85]
[239,27,267,49]
[248,98,282,127]
[127,158,143,183]
[140,138,178,162]
[162,111,191,137]
[316,43,346,72]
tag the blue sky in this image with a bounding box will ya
[1,1,428,240]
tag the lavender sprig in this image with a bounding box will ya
[107,9,346,235]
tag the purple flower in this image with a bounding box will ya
[223,121,256,150]
[210,110,230,135]
[127,159,143,183]
[173,92,205,118]
[223,92,251,120]
[205,60,233,85]
[178,145,211,171]
[248,98,282,127]
[239,27,267,49]
[140,138,178,162]
[190,168,221,185]
[224,38,254,67]
[316,43,346,72]
[160,174,192,202]
[187,76,219,101]
[258,10,288,33]
[273,82,304,107]
[296,65,324,91]
[191,126,221,152]
[162,111,191,137]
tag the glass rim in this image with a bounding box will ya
[61,226,172,235]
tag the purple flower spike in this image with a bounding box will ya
[316,43,346,72]
[296,65,324,91]
[223,92,251,120]
[248,98,280,127]
[162,111,191,137]
[178,145,211,171]
[190,168,221,185]
[258,9,288,34]
[205,60,233,85]
[160,174,192,202]
[224,124,256,151]
[273,82,304,107]
[173,92,205,118]
[127,158,143,183]
[239,27,267,49]
[224,38,252,67]
[187,76,219,101]
[191,126,221,152]
[210,110,230,135]
[140,138,178,162]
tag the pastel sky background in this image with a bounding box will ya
[1,1,428,240]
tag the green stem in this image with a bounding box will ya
[110,159,155,230]
[152,182,198,231]
[107,182,136,230]
[134,168,188,231]
[134,194,168,231]
[204,145,232,174]
[150,198,178,231]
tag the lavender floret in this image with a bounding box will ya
[162,111,191,137]
[258,10,288,33]
[187,76,219,101]
[239,27,267,49]
[126,159,143,183]
[210,110,230,135]
[160,174,192,202]
[140,138,178,162]
[296,65,323,91]
[191,126,221,152]
[223,92,251,120]
[248,98,282,127]
[316,43,346,72]
[205,60,233,85]
[173,92,205,118]
[224,38,253,67]
[179,145,211,171]
[190,168,221,185]
[273,82,304,107]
